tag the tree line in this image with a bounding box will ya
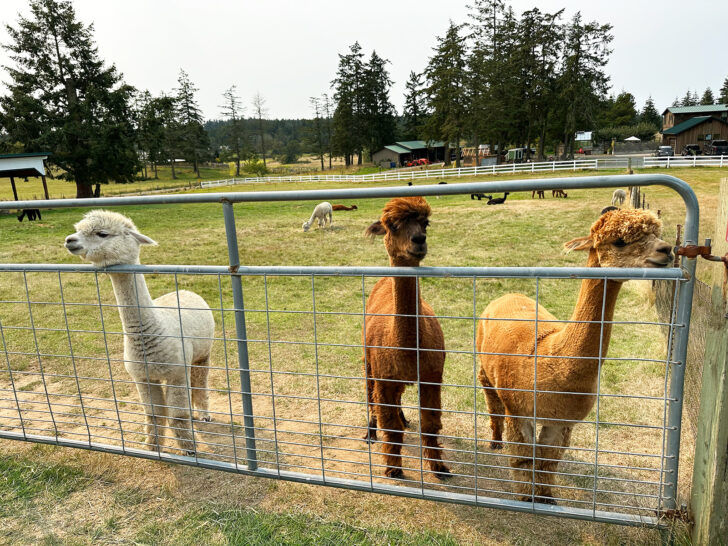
[3,0,728,198]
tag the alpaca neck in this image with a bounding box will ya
[552,249,622,370]
[389,255,422,349]
[107,270,158,336]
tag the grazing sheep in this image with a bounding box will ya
[65,210,214,455]
[332,204,358,211]
[362,197,450,479]
[487,193,509,205]
[302,201,333,232]
[611,189,626,206]
[476,208,672,503]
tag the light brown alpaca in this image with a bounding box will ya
[476,208,672,503]
[362,197,450,479]
[332,204,358,211]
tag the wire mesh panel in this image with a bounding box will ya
[0,174,699,528]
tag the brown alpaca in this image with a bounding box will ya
[552,189,567,198]
[332,204,358,211]
[362,197,450,479]
[532,190,545,199]
[476,208,672,504]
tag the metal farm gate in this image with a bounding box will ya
[0,174,698,528]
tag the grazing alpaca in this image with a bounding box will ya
[476,208,672,503]
[532,190,545,199]
[611,189,626,206]
[362,197,450,479]
[332,204,358,211]
[552,189,568,198]
[18,209,42,221]
[471,193,492,201]
[302,201,333,232]
[65,210,214,455]
[487,193,509,205]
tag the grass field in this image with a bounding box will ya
[0,167,721,544]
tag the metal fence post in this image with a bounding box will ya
[222,200,258,471]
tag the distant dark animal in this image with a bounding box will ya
[471,193,492,201]
[332,204,358,211]
[552,189,568,198]
[600,205,620,215]
[532,190,545,199]
[437,181,447,184]
[17,209,41,222]
[407,181,413,186]
[487,193,510,205]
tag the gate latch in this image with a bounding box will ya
[675,239,728,267]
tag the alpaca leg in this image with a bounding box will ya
[363,376,378,442]
[191,359,211,422]
[395,390,410,429]
[505,416,537,501]
[135,380,166,451]
[534,424,573,504]
[165,381,195,455]
[377,381,406,478]
[479,373,505,449]
[419,383,450,478]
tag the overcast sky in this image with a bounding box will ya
[1,0,727,121]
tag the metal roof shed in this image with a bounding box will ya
[0,152,51,201]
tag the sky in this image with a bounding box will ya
[1,0,727,121]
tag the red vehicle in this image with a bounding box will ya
[406,158,430,167]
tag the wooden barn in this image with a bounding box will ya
[661,104,728,131]
[661,116,728,153]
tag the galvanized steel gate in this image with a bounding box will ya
[0,174,698,528]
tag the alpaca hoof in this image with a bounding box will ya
[363,431,377,443]
[520,495,557,505]
[201,416,212,423]
[490,441,503,450]
[185,450,196,457]
[385,468,405,479]
[432,464,451,480]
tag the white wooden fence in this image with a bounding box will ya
[642,155,728,168]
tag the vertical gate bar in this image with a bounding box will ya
[416,274,424,493]
[222,200,258,471]
[263,275,281,475]
[94,271,126,451]
[662,258,697,510]
[23,271,59,440]
[592,277,609,515]
[0,313,25,439]
[217,274,240,469]
[57,271,92,445]
[531,277,540,507]
[471,277,479,498]
[361,275,375,490]
[310,274,326,482]
[173,273,198,459]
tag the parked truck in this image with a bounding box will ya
[703,139,728,155]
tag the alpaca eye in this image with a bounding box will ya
[613,238,627,248]
[97,232,109,238]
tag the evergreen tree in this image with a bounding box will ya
[424,21,469,167]
[220,85,245,176]
[700,87,715,105]
[331,42,365,166]
[136,91,172,179]
[321,93,334,169]
[681,89,697,107]
[174,69,207,177]
[361,50,396,158]
[0,0,139,198]
[639,96,662,129]
[556,13,612,158]
[402,71,426,140]
[719,77,728,104]
[607,92,638,126]
[309,96,325,170]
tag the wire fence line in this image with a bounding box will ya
[0,175,700,529]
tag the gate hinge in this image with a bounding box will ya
[675,239,728,267]
[658,504,693,524]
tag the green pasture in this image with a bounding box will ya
[0,167,720,544]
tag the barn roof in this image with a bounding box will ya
[662,116,728,135]
[661,104,728,115]
[383,145,411,154]
[395,140,445,150]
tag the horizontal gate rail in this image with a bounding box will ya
[0,174,699,529]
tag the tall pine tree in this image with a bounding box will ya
[220,85,245,176]
[719,77,728,104]
[402,71,426,141]
[700,87,715,105]
[1,0,138,198]
[640,96,662,129]
[424,21,469,167]
[332,42,365,166]
[174,69,208,177]
[361,51,396,159]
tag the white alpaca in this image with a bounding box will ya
[65,210,214,455]
[611,189,626,206]
[302,201,333,232]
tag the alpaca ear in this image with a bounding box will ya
[364,220,386,238]
[130,230,158,246]
[563,236,593,253]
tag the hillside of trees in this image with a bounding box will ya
[2,0,728,197]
